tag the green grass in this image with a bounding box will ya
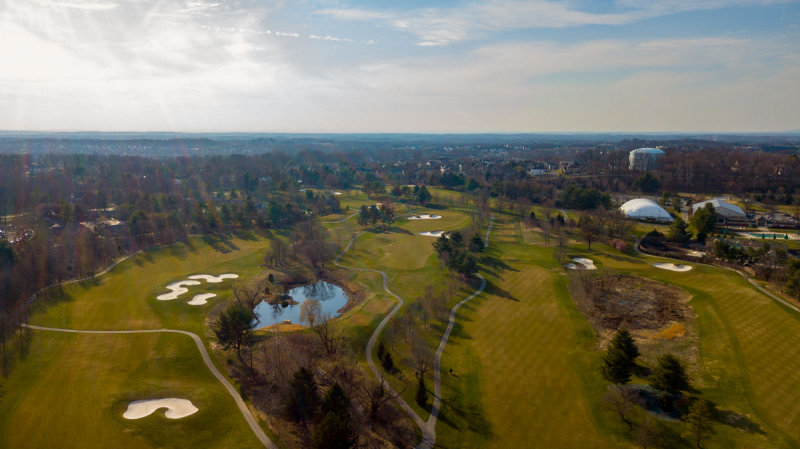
[1,232,273,449]
[435,215,612,448]
[0,331,263,449]
[587,243,800,448]
[31,232,270,333]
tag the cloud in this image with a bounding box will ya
[316,0,796,46]
[32,0,118,11]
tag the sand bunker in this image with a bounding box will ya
[157,281,202,301]
[188,274,239,283]
[653,263,693,272]
[333,191,343,196]
[408,214,442,220]
[573,258,597,270]
[123,398,198,420]
[419,231,445,237]
[565,263,578,269]
[187,293,217,306]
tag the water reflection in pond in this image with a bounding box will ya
[253,281,349,327]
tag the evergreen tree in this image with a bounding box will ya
[416,185,432,205]
[415,375,428,407]
[469,234,485,252]
[609,328,639,365]
[381,351,395,373]
[313,383,356,449]
[286,367,319,424]
[667,217,691,243]
[213,302,256,361]
[651,354,690,396]
[601,345,632,386]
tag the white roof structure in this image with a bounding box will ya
[620,198,674,222]
[692,198,745,219]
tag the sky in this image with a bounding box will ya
[1,0,799,133]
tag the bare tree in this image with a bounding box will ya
[411,335,433,378]
[264,238,289,267]
[360,372,406,418]
[300,300,344,356]
[232,280,263,311]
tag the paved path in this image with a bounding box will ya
[321,211,358,223]
[334,214,494,449]
[22,324,277,449]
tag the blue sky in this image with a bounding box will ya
[0,0,798,132]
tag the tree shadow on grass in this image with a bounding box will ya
[201,234,239,253]
[714,407,765,435]
[483,279,518,301]
[435,393,495,446]
[232,230,258,241]
[479,255,517,279]
[387,226,414,235]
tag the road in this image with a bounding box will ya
[22,324,277,449]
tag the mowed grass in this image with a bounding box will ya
[336,207,478,418]
[0,331,264,449]
[588,244,800,447]
[2,232,274,449]
[31,231,271,333]
[436,215,612,448]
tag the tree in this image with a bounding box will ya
[412,337,433,378]
[415,375,428,408]
[690,204,717,242]
[609,328,639,365]
[634,173,661,193]
[300,299,323,327]
[651,354,690,397]
[381,351,395,373]
[469,233,485,252]
[313,383,356,449]
[416,185,432,205]
[667,216,691,243]
[213,302,256,362]
[601,345,632,386]
[286,367,319,424]
[578,214,597,249]
[684,399,715,448]
[785,259,800,301]
[301,300,343,356]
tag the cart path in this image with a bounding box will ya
[22,324,277,449]
[334,214,493,449]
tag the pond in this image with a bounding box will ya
[253,281,349,327]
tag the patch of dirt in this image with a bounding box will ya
[569,272,695,349]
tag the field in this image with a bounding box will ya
[4,188,800,449]
[0,232,274,449]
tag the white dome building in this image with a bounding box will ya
[620,198,673,222]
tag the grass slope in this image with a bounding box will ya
[435,215,611,448]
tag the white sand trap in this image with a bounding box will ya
[419,231,445,237]
[653,262,693,272]
[333,191,343,195]
[687,250,706,257]
[408,214,442,220]
[187,293,217,306]
[188,274,239,283]
[565,263,578,269]
[123,398,198,420]
[157,280,202,301]
[573,258,597,270]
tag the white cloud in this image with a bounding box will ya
[316,0,797,46]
